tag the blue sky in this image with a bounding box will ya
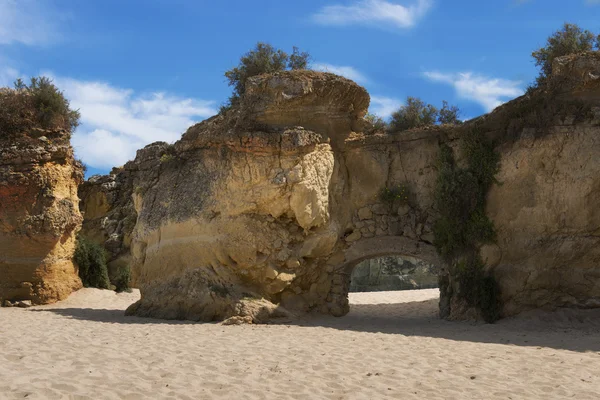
[1,0,599,176]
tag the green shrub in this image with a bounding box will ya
[223,42,311,108]
[364,113,387,133]
[160,153,173,163]
[379,184,410,209]
[113,265,132,293]
[388,97,461,132]
[438,101,462,125]
[288,46,311,70]
[0,77,80,137]
[433,126,501,322]
[74,236,111,289]
[531,23,599,87]
[454,257,501,323]
[433,128,499,261]
[389,97,438,131]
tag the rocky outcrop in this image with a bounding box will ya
[109,71,443,322]
[0,128,83,304]
[79,167,136,283]
[480,53,600,315]
[440,51,600,319]
[80,52,600,323]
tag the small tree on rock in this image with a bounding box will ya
[438,100,461,125]
[223,42,311,109]
[0,76,80,136]
[364,113,387,132]
[288,46,310,70]
[389,97,439,131]
[531,23,600,87]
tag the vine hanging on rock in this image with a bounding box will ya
[433,125,501,323]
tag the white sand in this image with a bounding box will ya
[1,289,600,400]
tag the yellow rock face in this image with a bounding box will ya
[0,130,83,304]
[86,56,600,323]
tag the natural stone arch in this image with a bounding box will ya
[323,236,442,316]
[340,236,442,274]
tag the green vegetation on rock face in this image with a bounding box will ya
[431,23,600,323]
[379,184,411,210]
[0,77,80,137]
[531,23,600,88]
[113,265,132,293]
[433,126,501,323]
[74,236,111,290]
[222,42,311,111]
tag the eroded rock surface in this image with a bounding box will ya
[80,54,600,322]
[79,166,136,283]
[103,71,443,322]
[441,51,600,319]
[0,128,83,304]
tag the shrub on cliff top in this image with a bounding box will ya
[0,77,80,136]
[438,101,462,125]
[364,113,387,133]
[531,23,600,87]
[74,236,111,290]
[223,42,311,109]
[388,97,461,132]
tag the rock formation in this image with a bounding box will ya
[79,167,136,284]
[77,52,600,323]
[98,71,442,322]
[478,52,600,316]
[0,127,83,304]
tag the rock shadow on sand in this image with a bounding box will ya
[28,294,600,354]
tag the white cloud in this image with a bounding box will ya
[46,75,217,169]
[313,63,369,84]
[0,0,63,45]
[312,0,433,30]
[370,96,402,118]
[423,71,523,112]
[0,66,19,87]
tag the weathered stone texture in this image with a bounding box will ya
[79,53,600,322]
[0,128,83,304]
[107,71,442,322]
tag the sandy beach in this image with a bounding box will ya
[1,289,600,399]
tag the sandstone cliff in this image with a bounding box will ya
[0,127,83,304]
[79,167,136,284]
[80,52,600,323]
[479,52,600,316]
[111,71,442,322]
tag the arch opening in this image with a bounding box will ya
[349,255,439,293]
[323,236,444,317]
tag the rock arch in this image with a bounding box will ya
[340,236,441,273]
[316,236,443,317]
